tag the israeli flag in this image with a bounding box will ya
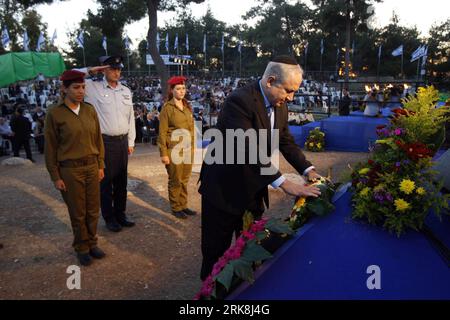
[185,33,189,52]
[76,31,84,48]
[304,41,308,56]
[320,39,324,55]
[391,45,403,57]
[50,29,57,46]
[238,39,242,53]
[124,35,130,50]
[221,34,224,53]
[411,45,426,62]
[203,34,206,53]
[102,36,107,51]
[165,33,169,53]
[378,44,382,59]
[156,32,160,52]
[36,32,45,52]
[1,27,10,48]
[23,30,30,51]
[174,33,178,50]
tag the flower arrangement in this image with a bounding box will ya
[194,214,293,300]
[289,176,336,230]
[305,127,325,152]
[351,86,450,236]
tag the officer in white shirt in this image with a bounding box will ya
[78,56,136,232]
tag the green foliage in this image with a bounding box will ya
[305,127,325,152]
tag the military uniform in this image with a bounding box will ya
[158,98,195,213]
[79,56,136,231]
[44,101,105,254]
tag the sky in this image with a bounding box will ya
[35,0,450,51]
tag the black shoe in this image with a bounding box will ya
[172,211,187,219]
[182,208,197,216]
[77,253,92,266]
[117,218,135,227]
[89,247,106,259]
[105,220,122,232]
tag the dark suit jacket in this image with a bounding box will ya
[10,115,32,140]
[199,81,312,216]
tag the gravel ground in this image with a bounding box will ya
[0,143,368,300]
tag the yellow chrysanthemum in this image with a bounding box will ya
[399,179,415,194]
[359,187,370,197]
[317,143,322,149]
[358,168,370,175]
[394,198,410,211]
[294,197,306,209]
[309,142,314,147]
[416,187,426,195]
[376,139,387,144]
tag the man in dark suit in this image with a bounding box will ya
[10,106,35,162]
[198,56,321,280]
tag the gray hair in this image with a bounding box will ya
[262,62,303,84]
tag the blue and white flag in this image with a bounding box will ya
[320,39,324,55]
[23,30,30,51]
[421,46,428,67]
[50,29,57,46]
[124,35,131,51]
[203,34,206,53]
[392,45,403,57]
[36,32,45,52]
[185,33,189,52]
[221,34,224,53]
[238,39,242,53]
[76,31,84,49]
[1,27,10,48]
[304,41,308,56]
[411,45,426,62]
[165,33,169,53]
[102,36,107,51]
[156,32,160,52]
[378,44,382,59]
[174,33,178,51]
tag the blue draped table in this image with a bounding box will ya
[229,191,450,300]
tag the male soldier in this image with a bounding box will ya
[77,56,136,232]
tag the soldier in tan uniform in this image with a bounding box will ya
[44,70,105,266]
[158,76,196,219]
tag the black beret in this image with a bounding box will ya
[99,55,124,68]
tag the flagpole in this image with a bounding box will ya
[82,47,86,67]
[377,49,381,80]
[416,58,420,81]
[222,49,225,78]
[401,51,404,79]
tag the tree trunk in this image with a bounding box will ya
[147,0,168,97]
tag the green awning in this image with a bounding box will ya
[0,52,66,87]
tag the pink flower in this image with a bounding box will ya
[242,230,255,240]
[394,128,403,136]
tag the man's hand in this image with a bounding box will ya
[280,179,321,198]
[161,156,170,165]
[88,65,110,75]
[98,169,104,182]
[128,146,134,155]
[54,179,67,192]
[306,169,322,181]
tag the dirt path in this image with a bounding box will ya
[0,143,367,299]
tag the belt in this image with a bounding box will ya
[59,155,98,168]
[102,134,128,140]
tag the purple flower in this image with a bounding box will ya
[394,128,403,136]
[373,192,385,203]
[385,193,393,202]
[395,162,401,168]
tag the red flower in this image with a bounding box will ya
[400,142,433,161]
[368,159,374,165]
[392,108,408,116]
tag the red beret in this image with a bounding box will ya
[60,70,85,83]
[167,76,187,86]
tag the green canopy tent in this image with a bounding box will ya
[0,52,66,87]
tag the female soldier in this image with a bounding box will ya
[158,76,196,219]
[44,70,105,266]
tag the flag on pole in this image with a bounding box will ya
[102,36,107,51]
[304,41,309,56]
[392,45,403,57]
[50,29,57,46]
[124,35,131,51]
[320,39,324,55]
[221,34,224,53]
[185,33,189,52]
[203,34,206,53]
[238,39,242,53]
[23,30,30,51]
[421,46,428,67]
[378,44,382,59]
[1,27,10,48]
[76,31,84,48]
[36,32,45,52]
[174,33,178,51]
[156,32,160,52]
[165,33,169,53]
[411,45,426,62]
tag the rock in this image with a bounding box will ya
[1,157,33,166]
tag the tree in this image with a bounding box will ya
[428,19,450,86]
